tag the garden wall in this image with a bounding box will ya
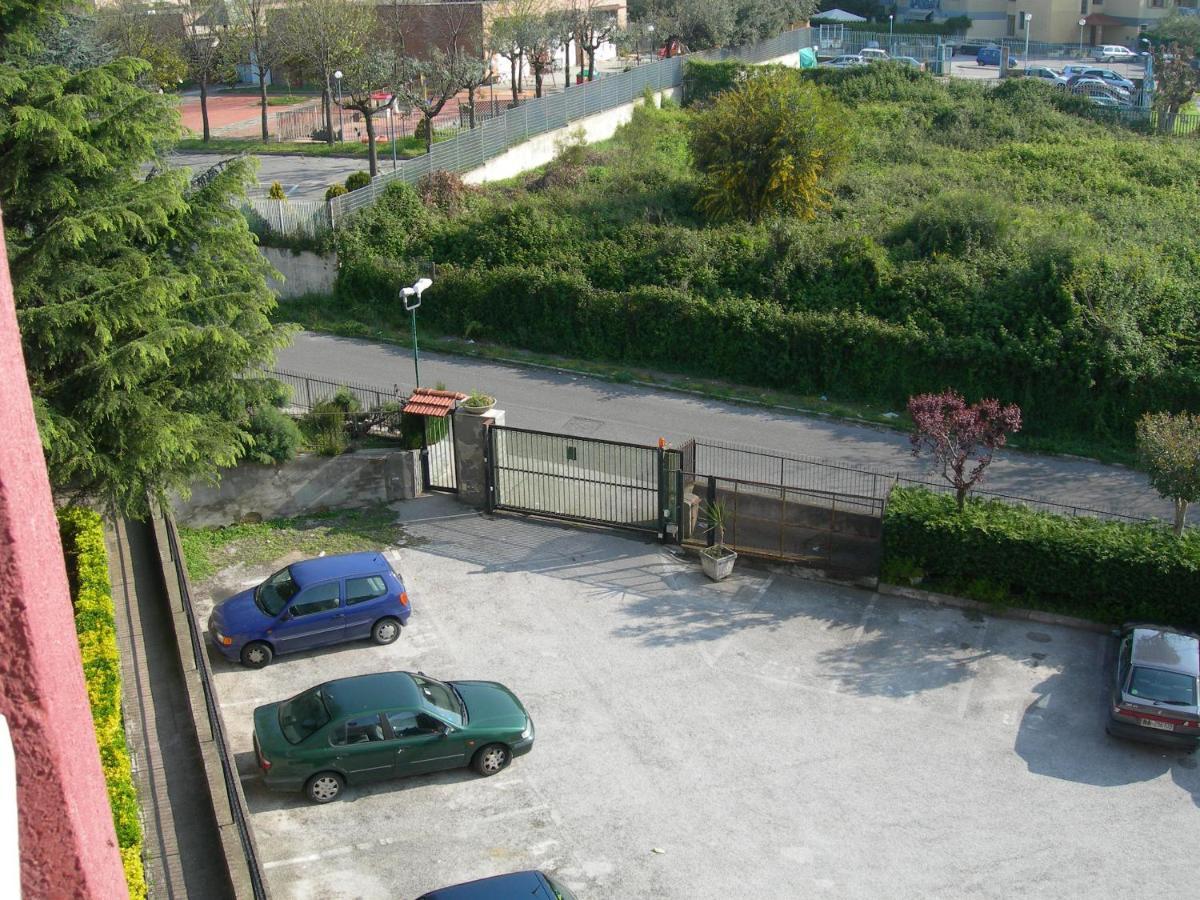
[174,449,421,527]
[263,248,337,299]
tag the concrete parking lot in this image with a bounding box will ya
[190,495,1200,899]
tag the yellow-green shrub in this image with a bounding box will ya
[57,507,146,900]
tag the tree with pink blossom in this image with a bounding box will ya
[907,391,1023,511]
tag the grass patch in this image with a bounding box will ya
[179,504,414,584]
[266,95,312,107]
[175,135,448,159]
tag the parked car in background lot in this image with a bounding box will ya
[1067,78,1133,105]
[253,670,535,802]
[1107,624,1200,751]
[1093,44,1138,63]
[893,56,926,71]
[1021,66,1060,81]
[859,48,890,62]
[416,871,578,900]
[976,45,1020,67]
[1075,67,1136,92]
[1059,63,1094,80]
[825,54,866,68]
[208,552,410,668]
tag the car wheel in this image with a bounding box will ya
[240,641,273,668]
[473,743,511,777]
[371,617,402,646]
[305,772,344,803]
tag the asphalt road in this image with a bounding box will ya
[168,152,367,200]
[277,331,1180,522]
[197,496,1200,899]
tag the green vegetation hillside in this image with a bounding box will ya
[323,65,1200,455]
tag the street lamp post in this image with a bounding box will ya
[1078,18,1087,58]
[333,69,344,142]
[888,14,894,52]
[1024,14,1032,64]
[400,278,433,388]
[388,98,398,171]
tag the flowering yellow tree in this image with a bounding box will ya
[688,71,850,221]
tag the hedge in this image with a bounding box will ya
[881,487,1200,628]
[57,507,147,900]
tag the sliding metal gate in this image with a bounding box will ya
[487,426,679,538]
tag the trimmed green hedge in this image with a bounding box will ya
[881,487,1200,628]
[57,508,147,900]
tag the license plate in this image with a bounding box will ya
[1140,718,1175,732]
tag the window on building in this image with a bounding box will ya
[1080,0,1088,14]
[1007,14,1017,36]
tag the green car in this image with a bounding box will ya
[253,671,535,803]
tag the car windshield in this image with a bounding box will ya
[278,687,331,744]
[256,567,299,617]
[412,674,465,726]
[1128,666,1198,706]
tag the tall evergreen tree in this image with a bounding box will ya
[2,4,291,515]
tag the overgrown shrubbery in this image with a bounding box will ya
[881,487,1200,628]
[327,69,1200,452]
[57,507,147,900]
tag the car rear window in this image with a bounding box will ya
[278,687,332,744]
[1129,667,1198,707]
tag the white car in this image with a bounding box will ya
[859,48,890,63]
[1093,45,1138,63]
[825,54,866,68]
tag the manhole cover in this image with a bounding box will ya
[562,416,604,435]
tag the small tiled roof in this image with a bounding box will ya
[404,387,467,418]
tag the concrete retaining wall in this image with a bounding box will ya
[174,450,422,527]
[263,247,337,299]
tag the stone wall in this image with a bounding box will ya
[263,247,337,299]
[174,449,422,527]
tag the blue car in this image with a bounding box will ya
[976,46,1020,67]
[416,871,578,900]
[208,552,410,668]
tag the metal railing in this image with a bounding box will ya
[681,437,1149,524]
[161,510,267,899]
[266,367,403,411]
[325,26,815,224]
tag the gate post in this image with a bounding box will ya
[453,408,504,509]
[705,475,717,548]
[484,424,495,514]
[656,447,666,542]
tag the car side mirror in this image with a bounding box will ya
[280,608,293,620]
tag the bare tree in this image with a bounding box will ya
[284,0,372,144]
[491,14,530,105]
[339,50,398,176]
[527,16,560,98]
[229,0,286,142]
[395,49,486,154]
[96,0,188,88]
[179,0,229,142]
[578,0,617,81]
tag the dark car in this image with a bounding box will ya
[253,670,535,802]
[416,870,577,900]
[976,45,1020,67]
[208,551,410,668]
[1107,624,1200,751]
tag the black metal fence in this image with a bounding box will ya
[266,367,403,411]
[679,472,884,578]
[681,437,1148,524]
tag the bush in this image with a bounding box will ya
[245,405,303,464]
[417,170,473,213]
[57,507,147,900]
[345,170,371,191]
[892,191,1015,256]
[268,180,287,200]
[325,184,348,201]
[881,487,1200,628]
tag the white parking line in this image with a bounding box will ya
[263,836,400,870]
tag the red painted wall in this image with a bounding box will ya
[0,216,128,894]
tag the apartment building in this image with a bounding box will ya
[903,0,1197,46]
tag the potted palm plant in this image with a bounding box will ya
[700,500,737,581]
[461,390,496,416]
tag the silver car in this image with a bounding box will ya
[1107,624,1200,751]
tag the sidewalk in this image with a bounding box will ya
[108,517,234,900]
